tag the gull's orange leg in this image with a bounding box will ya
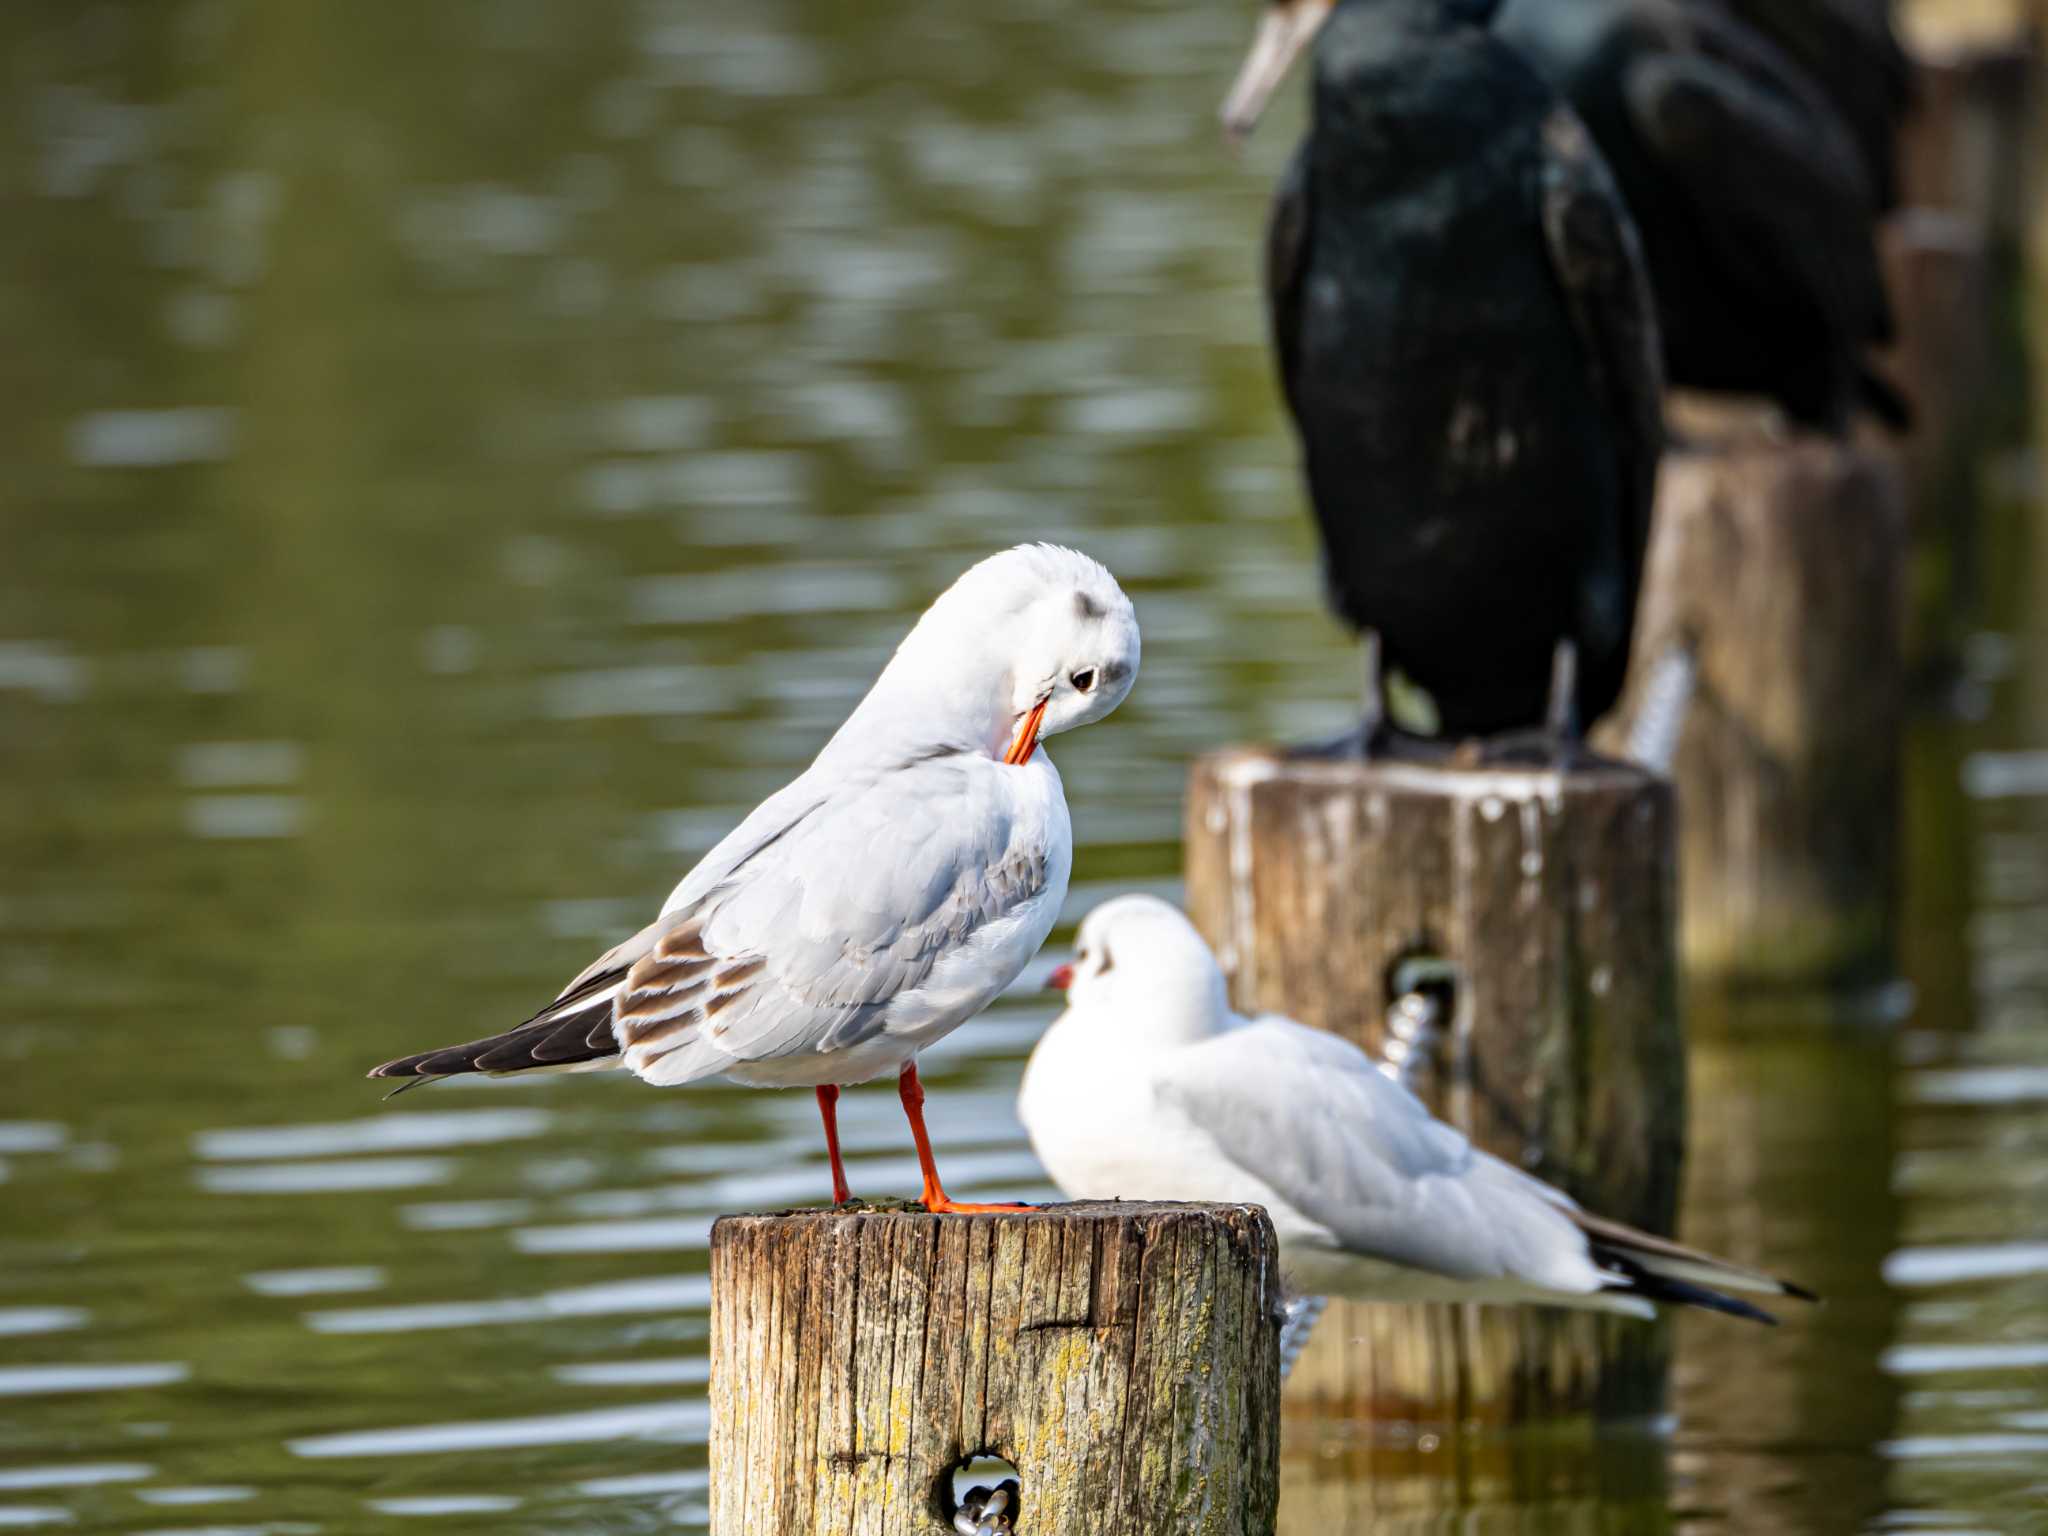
[897,1061,1036,1214]
[815,1085,852,1205]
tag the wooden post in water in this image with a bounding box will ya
[1182,752,1684,1424]
[1601,415,1909,987]
[1880,208,1992,503]
[1879,207,1993,666]
[1899,29,2040,251]
[708,1202,1282,1536]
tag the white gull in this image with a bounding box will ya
[372,544,1140,1213]
[1021,895,1813,1319]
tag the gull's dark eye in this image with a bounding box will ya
[1070,668,1098,694]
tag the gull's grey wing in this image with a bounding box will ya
[1153,1019,1599,1290]
[615,756,1056,1085]
[1537,107,1664,668]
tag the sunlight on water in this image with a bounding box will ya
[289,1400,710,1459]
[0,1366,190,1397]
[194,1110,556,1160]
[0,1468,152,1493]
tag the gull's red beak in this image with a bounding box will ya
[1045,963,1075,992]
[1003,697,1050,767]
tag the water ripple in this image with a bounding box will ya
[197,1159,453,1196]
[550,1358,709,1388]
[0,1364,188,1397]
[183,795,305,840]
[132,1489,257,1507]
[304,1275,709,1335]
[1907,1065,2048,1105]
[195,1110,552,1161]
[243,1268,386,1298]
[366,1497,522,1516]
[68,407,236,468]
[1882,1342,2048,1375]
[0,1467,151,1492]
[398,1199,534,1231]
[1884,1242,2048,1287]
[0,1124,68,1154]
[513,1217,714,1255]
[0,1309,87,1338]
[289,1398,708,1458]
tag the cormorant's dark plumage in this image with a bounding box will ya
[1492,0,1903,433]
[1255,0,1664,738]
[1695,0,1911,210]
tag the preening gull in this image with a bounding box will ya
[371,544,1140,1214]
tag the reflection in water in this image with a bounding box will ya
[0,1,2040,1534]
[1280,1418,1674,1535]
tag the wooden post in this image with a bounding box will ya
[1877,208,1993,667]
[1898,30,2040,250]
[1183,753,1684,1424]
[1601,418,1909,986]
[708,1202,1282,1536]
[1879,208,1992,504]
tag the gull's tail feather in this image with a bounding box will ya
[367,995,622,1081]
[1574,1209,1817,1325]
[367,915,683,1083]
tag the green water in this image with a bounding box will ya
[1,2,2043,1532]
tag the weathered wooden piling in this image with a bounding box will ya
[708,1202,1282,1536]
[1878,207,1992,505]
[1899,28,2040,249]
[1601,416,1909,987]
[1878,207,1994,665]
[1183,752,1684,1424]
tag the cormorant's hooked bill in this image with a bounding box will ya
[1221,0,1332,141]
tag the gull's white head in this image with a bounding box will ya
[859,543,1140,764]
[1050,894,1232,1039]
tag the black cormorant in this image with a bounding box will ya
[1485,0,1906,432]
[1696,0,1911,209]
[1222,0,1663,746]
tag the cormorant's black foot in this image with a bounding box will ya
[1287,628,1460,763]
[1464,636,1619,770]
[1286,729,1384,765]
[1285,718,1387,761]
[1469,729,1621,773]
[1285,722,1456,764]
